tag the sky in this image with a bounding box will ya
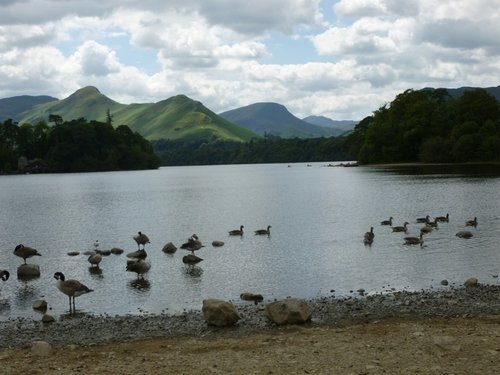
[1,0,499,121]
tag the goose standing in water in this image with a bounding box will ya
[392,222,409,233]
[88,251,103,268]
[229,225,244,236]
[1,270,9,281]
[126,259,151,279]
[466,217,478,227]
[364,227,374,245]
[404,233,424,246]
[420,225,434,235]
[380,217,393,226]
[254,226,272,236]
[133,231,150,250]
[54,272,93,313]
[180,234,204,253]
[13,244,41,264]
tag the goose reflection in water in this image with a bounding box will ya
[88,266,103,277]
[184,265,204,277]
[129,278,151,292]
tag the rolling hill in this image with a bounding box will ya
[219,102,340,138]
[15,87,258,142]
[302,116,358,135]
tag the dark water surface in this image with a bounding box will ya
[0,163,499,320]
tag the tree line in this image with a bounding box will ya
[0,117,160,173]
[154,88,500,166]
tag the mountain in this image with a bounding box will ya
[302,116,358,135]
[423,85,500,100]
[0,95,58,122]
[15,87,257,142]
[219,102,340,138]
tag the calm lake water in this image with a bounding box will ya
[0,163,499,320]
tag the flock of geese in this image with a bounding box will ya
[363,213,478,246]
[0,226,272,314]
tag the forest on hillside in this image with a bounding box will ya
[0,117,159,173]
[154,88,500,166]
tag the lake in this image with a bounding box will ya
[0,163,499,320]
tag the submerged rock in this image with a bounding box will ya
[162,242,177,254]
[17,264,40,278]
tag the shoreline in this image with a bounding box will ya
[1,283,499,349]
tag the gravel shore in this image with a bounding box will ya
[1,283,499,349]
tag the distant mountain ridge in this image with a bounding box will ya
[14,87,257,142]
[0,95,58,122]
[219,102,341,138]
[302,116,357,135]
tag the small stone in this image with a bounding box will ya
[31,341,52,357]
[110,248,124,255]
[33,299,48,311]
[212,241,225,247]
[464,277,478,287]
[441,280,449,286]
[67,251,80,256]
[42,314,55,323]
[240,292,264,302]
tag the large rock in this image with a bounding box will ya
[266,298,312,325]
[202,299,240,326]
[162,242,177,254]
[17,264,40,278]
[32,299,48,311]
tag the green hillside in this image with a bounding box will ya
[17,87,258,142]
[0,95,58,122]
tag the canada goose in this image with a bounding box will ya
[88,251,102,268]
[229,225,244,236]
[426,218,439,228]
[126,259,151,279]
[254,226,272,235]
[435,213,449,222]
[416,215,430,223]
[182,254,203,266]
[420,225,434,235]
[133,231,150,250]
[0,270,9,281]
[13,244,41,264]
[392,222,409,233]
[456,231,473,239]
[466,217,478,227]
[53,272,93,313]
[364,227,374,244]
[180,234,204,253]
[380,217,393,226]
[404,233,424,246]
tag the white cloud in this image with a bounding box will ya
[1,0,500,121]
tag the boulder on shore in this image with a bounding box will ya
[202,299,240,326]
[464,277,478,287]
[266,298,312,325]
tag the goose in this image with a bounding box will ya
[133,231,150,250]
[229,225,244,236]
[254,226,272,236]
[420,225,434,235]
[88,251,103,268]
[435,213,449,222]
[126,259,151,279]
[392,222,409,233]
[380,217,393,226]
[466,217,478,227]
[426,218,439,228]
[0,270,9,281]
[13,244,41,264]
[180,234,204,253]
[364,227,375,244]
[182,254,203,266]
[416,215,430,223]
[54,272,93,313]
[404,233,424,246]
[456,231,473,239]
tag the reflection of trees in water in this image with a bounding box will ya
[129,278,151,292]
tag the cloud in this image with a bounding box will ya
[71,41,121,76]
